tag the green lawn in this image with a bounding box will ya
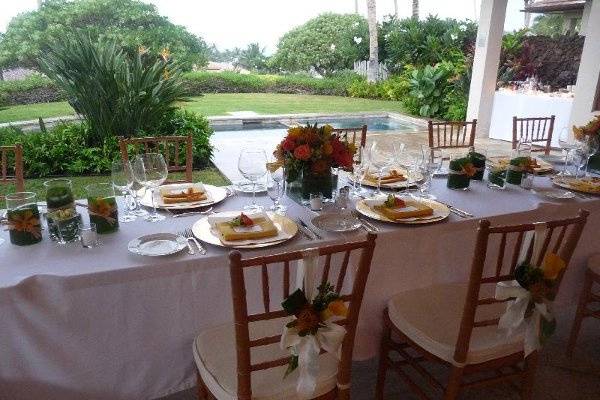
[0,93,408,124]
[0,168,229,200]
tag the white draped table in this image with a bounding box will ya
[1,175,598,400]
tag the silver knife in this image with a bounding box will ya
[297,218,322,240]
[297,224,315,240]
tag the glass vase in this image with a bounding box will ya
[6,192,42,246]
[86,183,119,234]
[44,178,77,242]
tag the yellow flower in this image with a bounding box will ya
[322,142,333,156]
[89,197,116,218]
[287,126,303,139]
[138,45,148,55]
[320,299,348,321]
[542,253,566,280]
[160,47,171,62]
[322,124,333,138]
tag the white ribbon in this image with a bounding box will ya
[495,223,554,356]
[280,249,347,399]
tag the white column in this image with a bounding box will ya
[570,0,600,127]
[580,0,592,36]
[466,0,508,137]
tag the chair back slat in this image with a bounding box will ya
[229,234,377,399]
[512,115,555,155]
[0,144,25,199]
[428,120,477,150]
[118,135,193,183]
[453,211,589,365]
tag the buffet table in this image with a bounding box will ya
[1,175,598,400]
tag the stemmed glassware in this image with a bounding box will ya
[132,153,168,222]
[417,161,436,200]
[267,163,286,214]
[576,135,600,177]
[350,149,369,198]
[238,148,267,211]
[558,127,578,176]
[111,159,137,223]
[369,140,394,197]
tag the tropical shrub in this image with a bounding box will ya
[40,34,188,147]
[0,0,208,71]
[406,62,455,118]
[0,74,63,106]
[0,110,213,178]
[270,13,369,75]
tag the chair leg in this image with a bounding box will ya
[443,366,464,400]
[521,351,538,400]
[375,318,392,400]
[567,270,593,357]
[196,370,208,400]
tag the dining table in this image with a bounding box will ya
[1,173,599,400]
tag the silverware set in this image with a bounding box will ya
[177,228,206,255]
[351,210,379,233]
[436,201,473,218]
[295,218,322,240]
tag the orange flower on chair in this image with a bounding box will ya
[9,210,42,239]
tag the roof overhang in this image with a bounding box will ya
[522,0,586,13]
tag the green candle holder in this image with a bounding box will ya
[505,157,529,185]
[6,192,43,246]
[468,151,486,181]
[447,157,472,190]
[86,183,119,234]
[487,167,506,190]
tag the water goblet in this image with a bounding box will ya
[267,174,286,215]
[558,127,578,176]
[238,148,267,211]
[111,159,137,223]
[369,140,394,196]
[133,153,168,222]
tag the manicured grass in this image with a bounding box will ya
[0,93,408,124]
[0,168,229,200]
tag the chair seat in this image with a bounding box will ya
[193,319,339,400]
[387,283,524,367]
[588,254,600,276]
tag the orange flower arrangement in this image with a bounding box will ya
[274,123,357,182]
[8,210,42,239]
[573,115,600,141]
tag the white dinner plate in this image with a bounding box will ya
[139,184,227,210]
[532,187,576,200]
[348,168,423,190]
[311,213,362,232]
[128,233,188,256]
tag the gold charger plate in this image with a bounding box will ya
[348,168,423,189]
[488,156,553,174]
[552,176,600,195]
[355,198,450,225]
[191,211,298,248]
[140,184,228,210]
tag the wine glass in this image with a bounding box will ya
[350,149,369,198]
[558,127,578,176]
[238,148,267,211]
[369,140,394,196]
[133,153,168,222]
[267,165,286,214]
[417,161,436,200]
[581,135,600,177]
[111,159,137,223]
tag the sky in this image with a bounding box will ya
[0,0,527,54]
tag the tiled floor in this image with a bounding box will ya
[161,307,599,400]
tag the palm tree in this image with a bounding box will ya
[412,0,419,19]
[366,0,378,82]
[393,0,398,16]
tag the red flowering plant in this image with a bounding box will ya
[274,123,357,183]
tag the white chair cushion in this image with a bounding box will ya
[588,254,600,276]
[388,283,524,367]
[193,318,339,400]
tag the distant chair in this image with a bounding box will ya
[118,135,193,183]
[332,125,367,161]
[193,234,377,400]
[512,115,555,155]
[428,120,477,150]
[0,144,25,199]
[567,253,600,357]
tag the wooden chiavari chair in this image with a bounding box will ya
[428,120,477,150]
[512,116,555,155]
[118,135,193,183]
[567,253,600,356]
[0,144,25,200]
[376,210,589,400]
[193,233,377,400]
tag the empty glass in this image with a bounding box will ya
[350,149,369,198]
[238,148,268,211]
[133,153,168,222]
[369,140,394,196]
[79,222,100,248]
[558,127,578,176]
[417,162,436,200]
[111,159,137,222]
[267,172,286,215]
[44,178,78,242]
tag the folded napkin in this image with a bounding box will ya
[364,197,434,220]
[365,169,407,184]
[158,183,210,205]
[208,211,284,244]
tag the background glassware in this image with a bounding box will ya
[129,181,149,217]
[309,192,324,211]
[350,150,369,198]
[79,222,100,248]
[111,159,137,222]
[6,192,42,246]
[238,148,267,211]
[558,127,578,176]
[44,178,76,241]
[133,153,168,222]
[267,171,286,214]
[369,140,394,196]
[86,183,119,234]
[55,213,82,245]
[392,141,406,167]
[581,135,599,177]
[517,141,533,158]
[417,162,436,199]
[487,166,506,190]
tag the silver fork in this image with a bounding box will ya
[176,230,195,255]
[184,228,206,255]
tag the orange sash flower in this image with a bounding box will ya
[89,198,117,223]
[461,163,477,177]
[9,210,42,239]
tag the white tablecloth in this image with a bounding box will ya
[1,175,598,400]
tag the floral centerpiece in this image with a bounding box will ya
[505,157,538,185]
[467,148,486,180]
[274,123,356,199]
[447,156,476,190]
[573,115,600,171]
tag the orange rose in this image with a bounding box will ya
[294,144,312,161]
[282,138,296,152]
[296,306,320,333]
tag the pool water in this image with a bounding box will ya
[290,116,421,132]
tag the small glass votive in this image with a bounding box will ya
[309,192,323,211]
[521,173,534,190]
[80,222,100,248]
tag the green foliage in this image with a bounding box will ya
[236,43,268,72]
[382,15,477,72]
[406,62,455,117]
[0,0,208,71]
[271,13,369,75]
[0,109,212,178]
[530,15,572,37]
[0,74,59,106]
[40,34,188,147]
[183,71,360,96]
